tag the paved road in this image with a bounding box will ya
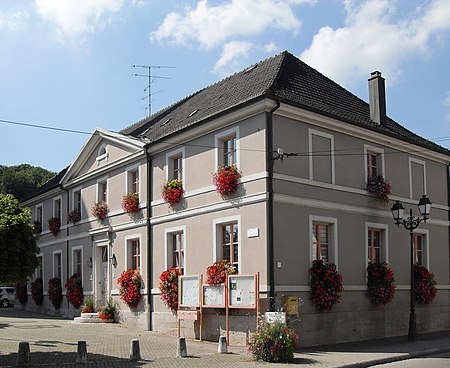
[373,352,450,368]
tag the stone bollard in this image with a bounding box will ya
[17,341,30,367]
[130,339,141,361]
[177,337,188,357]
[76,341,88,364]
[218,336,228,354]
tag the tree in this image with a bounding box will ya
[0,194,39,284]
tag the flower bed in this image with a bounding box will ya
[65,273,84,309]
[159,268,181,312]
[310,259,344,312]
[117,269,142,308]
[205,260,236,285]
[414,264,437,305]
[48,277,63,309]
[367,262,396,306]
[48,217,61,236]
[162,179,184,205]
[92,201,108,220]
[213,165,241,197]
[31,277,44,305]
[122,193,140,214]
[15,281,28,305]
[67,209,81,223]
[366,175,391,202]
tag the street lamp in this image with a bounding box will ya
[390,195,432,341]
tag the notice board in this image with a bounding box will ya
[228,275,256,308]
[202,285,226,308]
[179,275,201,308]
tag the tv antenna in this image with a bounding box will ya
[132,64,175,117]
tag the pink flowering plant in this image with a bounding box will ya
[159,268,181,312]
[247,320,297,363]
[162,179,184,205]
[366,175,391,202]
[310,259,344,312]
[367,262,396,306]
[48,217,61,236]
[205,260,236,285]
[122,193,140,214]
[213,165,241,197]
[65,273,84,309]
[117,269,142,308]
[67,209,81,223]
[414,264,437,305]
[92,201,108,220]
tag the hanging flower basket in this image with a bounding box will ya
[117,269,143,308]
[162,179,184,205]
[309,259,344,312]
[67,209,81,224]
[213,165,241,197]
[159,268,181,312]
[414,264,437,305]
[366,175,391,202]
[205,260,236,285]
[65,273,84,309]
[122,193,140,214]
[31,278,44,305]
[92,201,108,220]
[48,277,63,309]
[367,262,396,306]
[48,217,61,236]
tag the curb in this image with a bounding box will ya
[332,347,450,368]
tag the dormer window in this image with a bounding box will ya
[96,144,109,165]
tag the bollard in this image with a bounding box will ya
[17,341,30,367]
[218,336,228,353]
[177,337,188,357]
[76,341,88,364]
[130,339,141,361]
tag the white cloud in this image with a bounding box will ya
[300,0,450,86]
[214,40,253,74]
[0,11,29,31]
[263,42,278,53]
[35,0,124,43]
[151,0,313,49]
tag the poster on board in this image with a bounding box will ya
[228,275,256,308]
[202,285,225,307]
[179,275,200,308]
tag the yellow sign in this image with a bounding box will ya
[284,296,299,315]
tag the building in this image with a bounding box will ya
[22,51,450,346]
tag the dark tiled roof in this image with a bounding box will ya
[123,51,450,157]
[21,167,69,202]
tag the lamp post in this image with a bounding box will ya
[390,194,432,341]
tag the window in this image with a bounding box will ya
[364,146,385,180]
[166,148,185,182]
[96,144,108,164]
[53,197,62,219]
[36,255,43,279]
[35,204,43,226]
[172,155,183,180]
[367,152,378,177]
[73,189,82,211]
[72,248,82,277]
[127,168,139,195]
[409,158,426,200]
[309,129,335,184]
[222,224,239,273]
[53,251,62,279]
[215,127,239,169]
[309,216,338,265]
[365,223,389,265]
[165,227,186,274]
[413,231,429,268]
[130,239,141,270]
[97,178,108,203]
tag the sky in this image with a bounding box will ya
[1,0,450,173]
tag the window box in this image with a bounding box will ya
[213,165,241,197]
[48,217,61,236]
[366,175,391,202]
[92,201,108,220]
[367,262,396,306]
[122,193,140,214]
[67,209,81,224]
[162,179,184,205]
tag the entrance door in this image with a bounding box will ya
[98,246,109,305]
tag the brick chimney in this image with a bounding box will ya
[368,71,386,125]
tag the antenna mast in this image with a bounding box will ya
[132,64,175,117]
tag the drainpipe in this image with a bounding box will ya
[61,185,70,311]
[146,147,153,330]
[447,165,450,285]
[266,98,280,312]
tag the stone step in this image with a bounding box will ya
[73,313,112,324]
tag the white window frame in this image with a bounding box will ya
[52,250,63,279]
[53,195,63,219]
[364,145,385,182]
[365,222,389,266]
[413,229,430,269]
[212,215,241,272]
[96,176,109,203]
[214,126,240,169]
[35,253,44,280]
[164,226,186,274]
[72,246,83,278]
[165,147,185,184]
[125,164,141,196]
[309,215,338,266]
[96,143,109,164]
[308,129,335,184]
[35,203,43,224]
[125,234,142,271]
[408,157,427,199]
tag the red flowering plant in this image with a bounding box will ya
[414,264,437,305]
[162,179,184,205]
[205,260,236,285]
[15,280,28,305]
[92,201,108,220]
[367,262,396,306]
[98,299,116,321]
[122,193,140,214]
[48,217,61,236]
[159,268,181,312]
[65,273,84,309]
[366,175,391,202]
[31,277,44,305]
[117,269,142,308]
[213,165,241,197]
[310,259,344,312]
[81,297,94,313]
[48,277,63,309]
[67,209,81,223]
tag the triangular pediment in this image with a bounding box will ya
[61,128,145,184]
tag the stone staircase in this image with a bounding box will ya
[73,312,111,323]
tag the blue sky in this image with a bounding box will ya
[1,0,450,173]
